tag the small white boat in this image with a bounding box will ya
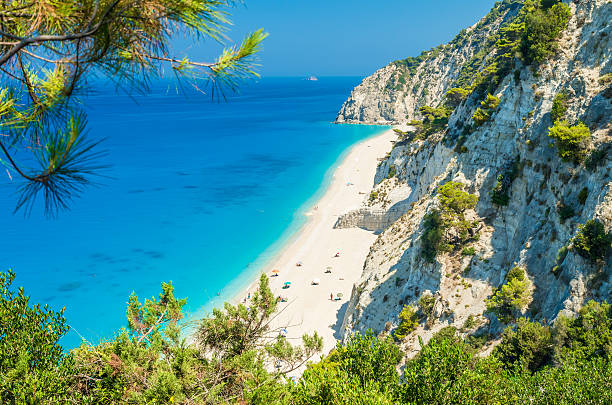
[307,75,318,81]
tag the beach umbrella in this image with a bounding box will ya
[337,293,343,298]
[296,261,303,266]
[284,281,291,285]
[272,269,280,274]
[312,278,320,285]
[325,266,332,273]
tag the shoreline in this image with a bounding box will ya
[232,128,395,366]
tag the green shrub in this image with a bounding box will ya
[548,120,591,163]
[521,1,571,64]
[472,94,500,127]
[462,315,477,331]
[494,317,553,372]
[486,267,531,323]
[552,300,612,363]
[416,105,452,137]
[577,187,588,205]
[395,305,419,339]
[0,269,74,403]
[551,91,568,122]
[418,294,436,326]
[598,72,612,86]
[295,330,401,404]
[556,245,569,263]
[507,266,526,282]
[472,107,491,127]
[437,181,478,214]
[571,219,612,263]
[387,165,397,179]
[422,210,447,262]
[491,158,521,206]
[462,247,476,256]
[445,87,470,108]
[557,202,575,221]
[369,191,378,202]
[422,182,479,261]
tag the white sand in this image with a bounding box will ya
[238,129,395,362]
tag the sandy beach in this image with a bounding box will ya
[238,128,395,362]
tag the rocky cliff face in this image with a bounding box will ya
[336,1,524,124]
[336,0,612,355]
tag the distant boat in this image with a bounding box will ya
[307,75,318,81]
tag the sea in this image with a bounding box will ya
[0,77,387,347]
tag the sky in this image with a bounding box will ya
[176,0,498,77]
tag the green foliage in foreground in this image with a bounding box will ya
[548,120,591,163]
[298,304,612,404]
[0,270,322,404]
[2,268,612,404]
[0,270,73,403]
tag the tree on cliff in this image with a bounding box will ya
[0,0,267,215]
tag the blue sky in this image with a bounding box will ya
[177,0,498,77]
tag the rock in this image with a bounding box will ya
[336,0,612,353]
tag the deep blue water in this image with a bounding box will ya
[0,77,386,347]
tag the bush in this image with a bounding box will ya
[599,72,612,86]
[494,317,553,372]
[418,294,436,326]
[462,247,476,256]
[421,210,447,262]
[571,219,612,263]
[0,269,74,403]
[490,158,521,206]
[437,181,478,215]
[548,120,591,163]
[557,202,575,221]
[462,315,478,331]
[556,245,569,263]
[369,191,378,202]
[486,267,532,323]
[472,94,500,127]
[445,87,470,108]
[552,300,612,363]
[387,165,397,179]
[415,105,452,138]
[294,331,401,404]
[422,183,479,261]
[551,91,568,122]
[577,187,588,205]
[395,305,419,339]
[521,1,571,64]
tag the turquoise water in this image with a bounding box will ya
[0,77,386,347]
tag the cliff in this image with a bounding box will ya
[335,0,612,355]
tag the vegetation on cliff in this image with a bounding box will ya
[422,182,480,262]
